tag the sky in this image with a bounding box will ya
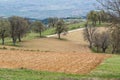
[0,0,98,19]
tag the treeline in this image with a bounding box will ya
[84,0,120,54]
[87,10,110,26]
[0,16,68,45]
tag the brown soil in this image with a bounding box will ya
[20,29,91,53]
[0,50,110,74]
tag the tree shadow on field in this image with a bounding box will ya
[53,37,69,41]
[36,36,47,38]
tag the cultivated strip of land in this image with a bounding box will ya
[0,50,110,74]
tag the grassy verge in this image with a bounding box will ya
[0,55,120,79]
[68,22,85,30]
[42,28,56,36]
[0,68,85,80]
[89,55,120,78]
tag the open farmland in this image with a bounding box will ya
[0,28,111,75]
[0,0,120,79]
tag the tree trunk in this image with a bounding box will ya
[95,21,97,26]
[1,37,4,45]
[112,45,116,54]
[89,42,92,48]
[1,31,5,45]
[97,46,99,52]
[12,37,17,46]
[92,21,94,26]
[58,33,61,39]
[112,49,115,54]
[102,48,106,53]
[18,34,21,42]
[18,36,21,42]
[1,32,4,45]
[40,31,42,37]
[99,20,101,25]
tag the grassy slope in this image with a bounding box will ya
[0,55,120,80]
[89,55,120,78]
[68,22,85,30]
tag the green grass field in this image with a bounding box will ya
[0,69,84,80]
[68,22,85,30]
[0,55,120,80]
[89,55,120,78]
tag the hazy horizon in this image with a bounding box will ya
[0,0,98,19]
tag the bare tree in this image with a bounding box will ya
[55,19,68,39]
[17,18,29,42]
[84,22,110,53]
[32,21,45,37]
[48,17,58,28]
[0,18,10,45]
[97,0,120,22]
[9,16,18,45]
[110,24,120,53]
[93,32,101,52]
[92,31,110,53]
[83,23,96,48]
[100,32,110,53]
[97,0,120,53]
[9,16,29,45]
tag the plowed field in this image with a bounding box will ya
[0,50,110,74]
